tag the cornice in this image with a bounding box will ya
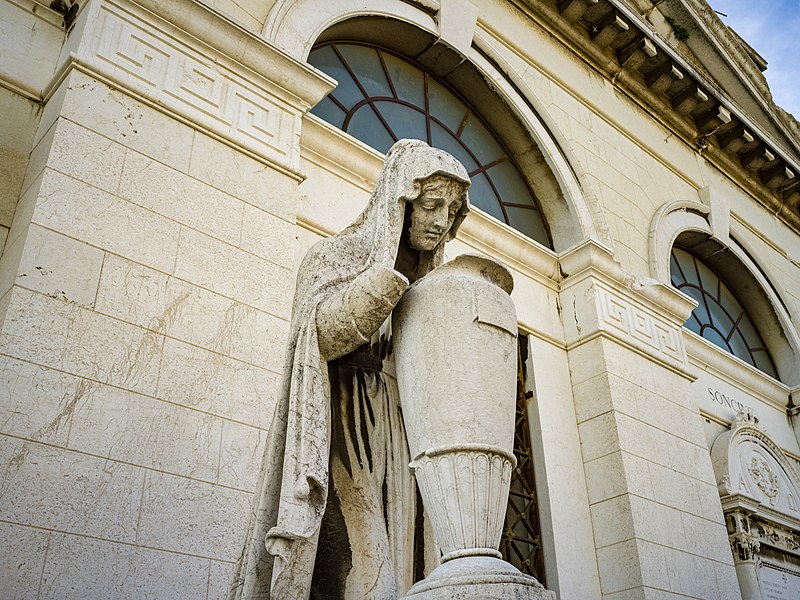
[300,114,383,195]
[559,239,697,323]
[1,0,66,100]
[6,0,64,28]
[664,0,775,130]
[43,0,338,179]
[514,0,800,230]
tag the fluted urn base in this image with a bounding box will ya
[411,445,514,558]
[402,556,554,600]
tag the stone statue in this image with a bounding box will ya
[230,139,471,600]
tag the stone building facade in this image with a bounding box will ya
[1,0,799,598]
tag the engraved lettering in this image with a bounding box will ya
[706,386,755,417]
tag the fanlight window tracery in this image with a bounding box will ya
[670,246,778,378]
[308,42,552,248]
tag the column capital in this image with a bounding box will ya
[558,240,696,374]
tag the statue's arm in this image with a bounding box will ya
[315,264,409,361]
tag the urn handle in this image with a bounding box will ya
[473,290,518,336]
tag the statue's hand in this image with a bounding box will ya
[357,264,409,308]
[316,265,409,361]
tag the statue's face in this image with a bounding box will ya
[408,176,464,252]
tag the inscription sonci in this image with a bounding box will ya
[708,387,754,414]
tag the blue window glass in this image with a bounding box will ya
[670,247,778,378]
[308,42,553,249]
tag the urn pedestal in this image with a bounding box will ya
[393,255,552,599]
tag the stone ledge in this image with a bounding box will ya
[559,240,696,374]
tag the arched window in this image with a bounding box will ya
[308,42,553,248]
[670,246,778,378]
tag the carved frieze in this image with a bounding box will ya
[63,0,332,178]
[754,522,800,554]
[595,285,686,365]
[750,456,780,505]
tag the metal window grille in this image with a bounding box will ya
[499,335,545,584]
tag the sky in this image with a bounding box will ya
[708,0,800,118]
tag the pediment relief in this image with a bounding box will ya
[711,410,800,520]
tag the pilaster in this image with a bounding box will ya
[559,240,741,599]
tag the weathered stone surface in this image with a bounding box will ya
[32,169,181,274]
[240,202,295,268]
[174,226,293,317]
[0,522,48,599]
[39,534,210,600]
[0,87,42,229]
[55,72,195,172]
[0,438,144,542]
[137,470,251,562]
[0,287,162,396]
[157,337,279,428]
[189,131,297,221]
[0,357,82,445]
[119,150,244,245]
[402,556,554,599]
[218,420,268,490]
[95,254,291,371]
[68,382,222,482]
[94,253,171,329]
[41,117,126,195]
[16,224,104,307]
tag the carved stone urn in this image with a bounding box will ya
[393,254,552,599]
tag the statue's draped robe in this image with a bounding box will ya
[312,324,416,598]
[228,140,470,600]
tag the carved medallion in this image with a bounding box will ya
[749,456,779,504]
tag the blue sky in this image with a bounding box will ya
[709,0,800,118]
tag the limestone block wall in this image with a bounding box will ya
[0,1,332,597]
[560,243,741,599]
[0,67,294,598]
[0,0,65,258]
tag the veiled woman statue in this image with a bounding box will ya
[230,140,471,599]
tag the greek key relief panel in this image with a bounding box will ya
[594,285,686,367]
[80,1,299,173]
